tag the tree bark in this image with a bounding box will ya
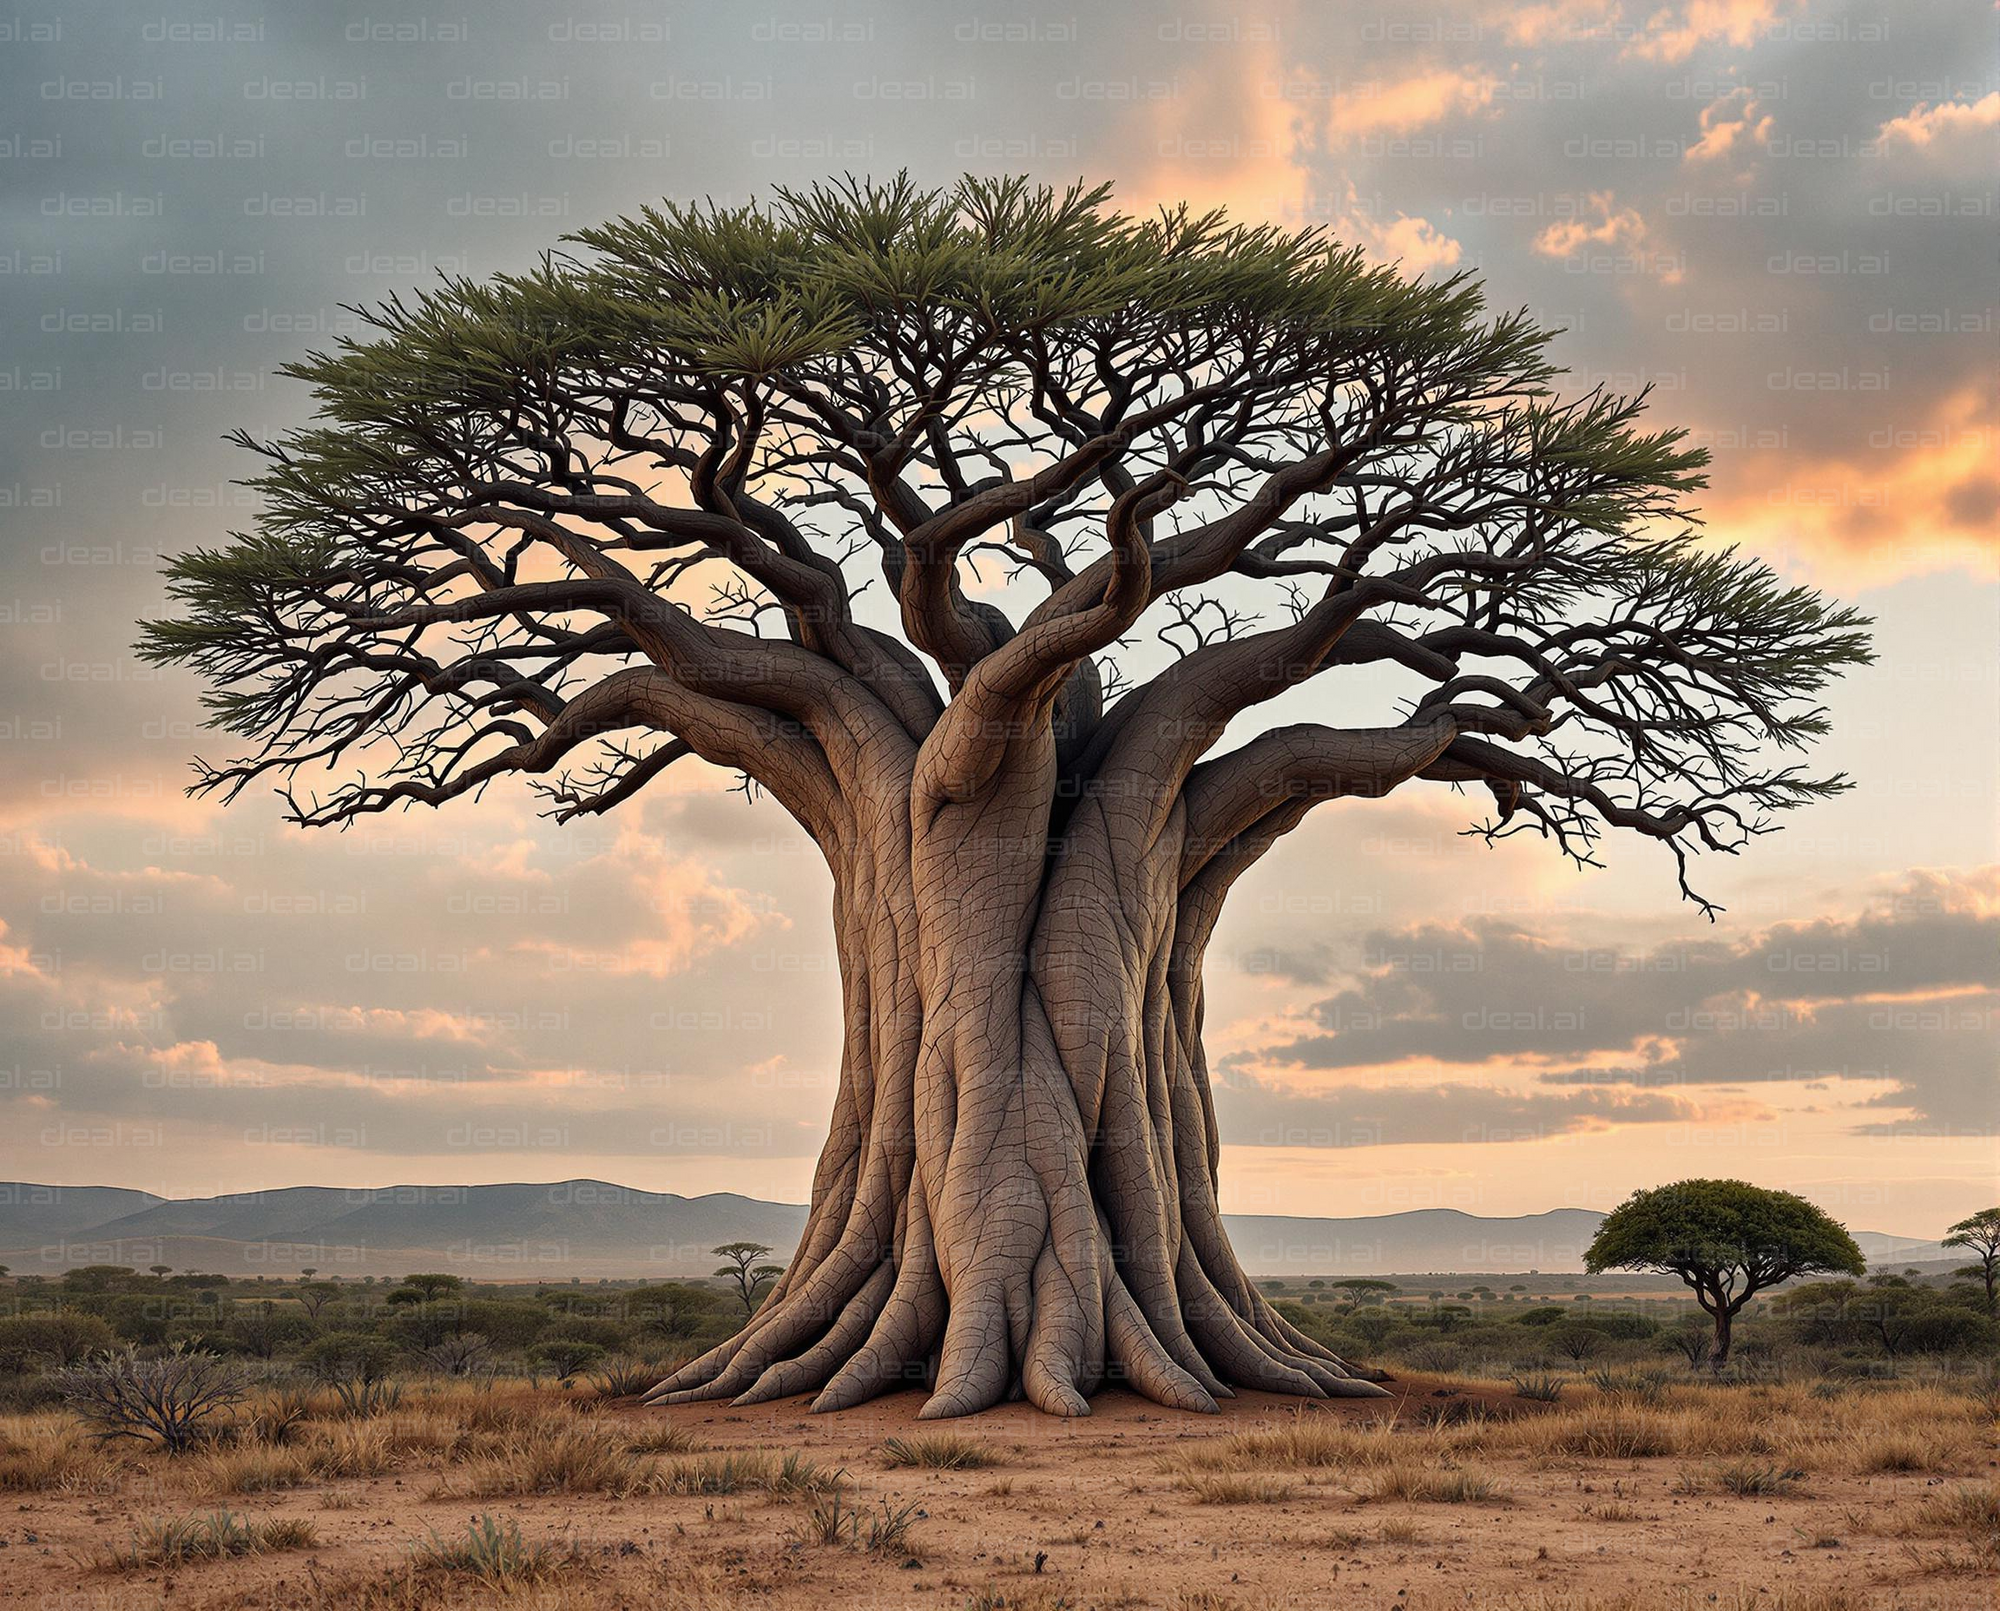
[1709,1306,1734,1372]
[642,723,1404,1419]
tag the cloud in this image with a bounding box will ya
[1685,89,1774,172]
[1533,193,1683,283]
[1705,382,2000,586]
[1491,0,1797,59]
[1326,69,1498,138]
[1624,0,1796,62]
[1878,91,2000,157]
[1213,1071,1711,1149]
[1224,868,2000,1138]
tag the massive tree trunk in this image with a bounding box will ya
[643,713,1414,1420]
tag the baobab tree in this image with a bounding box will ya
[141,176,1870,1419]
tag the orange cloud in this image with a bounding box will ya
[1878,91,2000,157]
[1626,0,1796,62]
[1114,44,1466,272]
[1685,89,1774,172]
[1704,382,1999,587]
[1327,69,1497,138]
[1533,194,1684,284]
[1494,0,1793,55]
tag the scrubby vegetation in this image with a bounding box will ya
[1260,1260,1996,1384]
[0,1250,1990,1607]
[2,1245,1990,1420]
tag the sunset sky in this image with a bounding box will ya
[1,0,1993,1237]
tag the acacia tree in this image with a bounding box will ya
[141,177,1870,1420]
[713,1240,786,1316]
[1942,1207,2000,1312]
[1585,1179,1866,1370]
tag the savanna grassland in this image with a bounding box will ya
[0,1368,1993,1611]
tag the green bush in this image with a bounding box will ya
[0,1311,117,1370]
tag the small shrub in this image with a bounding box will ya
[1511,1373,1565,1403]
[412,1332,491,1377]
[0,1311,119,1370]
[529,1338,607,1380]
[880,1431,996,1469]
[52,1345,247,1453]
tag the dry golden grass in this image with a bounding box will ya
[0,1412,116,1493]
[176,1442,318,1494]
[620,1447,841,1499]
[1364,1458,1508,1503]
[98,1509,319,1571]
[1484,1381,1987,1476]
[1157,1408,1414,1474]
[1175,1471,1298,1503]
[438,1419,633,1497]
[0,1373,1988,1611]
[876,1429,997,1468]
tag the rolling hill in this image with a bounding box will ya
[0,1180,1955,1281]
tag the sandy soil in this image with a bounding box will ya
[1,1376,1989,1610]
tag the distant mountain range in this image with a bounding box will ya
[0,1180,1955,1281]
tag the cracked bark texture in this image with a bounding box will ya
[142,176,1872,1420]
[639,719,1448,1417]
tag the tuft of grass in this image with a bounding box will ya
[1510,1373,1566,1403]
[100,1509,317,1570]
[1159,1410,1407,1475]
[966,1588,1078,1611]
[621,1419,704,1456]
[591,1357,659,1399]
[1177,1472,1296,1504]
[880,1430,997,1469]
[1713,1458,1805,1497]
[1844,1428,1933,1473]
[1519,1405,1678,1460]
[1366,1460,1507,1503]
[1588,1367,1673,1405]
[630,1448,841,1499]
[446,1420,626,1497]
[410,1512,579,1583]
[179,1444,317,1495]
[1913,1480,1999,1564]
[793,1490,926,1560]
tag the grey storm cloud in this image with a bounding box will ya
[1210,1072,1708,1150]
[1238,868,1999,1137]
